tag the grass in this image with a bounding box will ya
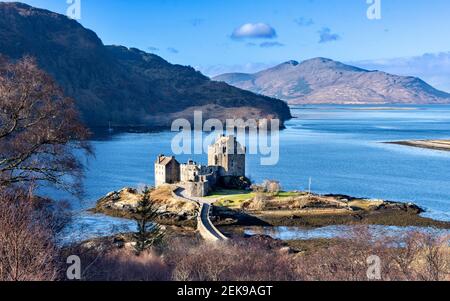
[208,190,255,208]
[210,190,303,208]
[276,191,303,198]
[205,189,250,198]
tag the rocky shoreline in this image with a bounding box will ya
[210,193,450,229]
[91,186,198,228]
[91,187,450,233]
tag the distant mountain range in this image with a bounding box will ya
[0,2,291,129]
[213,58,450,105]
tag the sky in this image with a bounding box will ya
[5,0,450,91]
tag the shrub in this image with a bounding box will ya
[166,238,295,281]
[0,190,60,281]
[292,227,450,281]
[80,249,170,281]
[248,193,269,211]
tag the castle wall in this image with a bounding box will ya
[227,154,245,177]
[180,162,200,183]
[154,164,166,187]
[183,180,212,198]
[166,160,180,183]
[201,166,220,186]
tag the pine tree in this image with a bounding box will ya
[133,186,165,255]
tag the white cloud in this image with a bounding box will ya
[166,47,179,54]
[260,41,285,48]
[294,17,314,27]
[231,23,277,40]
[147,46,159,52]
[318,27,341,43]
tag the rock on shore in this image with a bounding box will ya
[92,185,199,226]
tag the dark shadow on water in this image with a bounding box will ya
[89,126,170,140]
[212,206,271,227]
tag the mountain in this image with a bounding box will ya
[213,58,450,105]
[0,2,291,128]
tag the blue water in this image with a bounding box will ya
[244,225,450,241]
[55,105,450,242]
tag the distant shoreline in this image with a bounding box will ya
[349,107,418,111]
[386,140,450,152]
[290,105,424,111]
[89,124,287,139]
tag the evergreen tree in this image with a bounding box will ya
[133,186,165,255]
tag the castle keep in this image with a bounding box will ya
[208,135,246,177]
[155,135,246,197]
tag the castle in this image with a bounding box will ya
[155,135,246,197]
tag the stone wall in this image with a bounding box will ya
[166,159,180,183]
[183,180,212,198]
[180,162,221,197]
[226,153,245,177]
[154,164,166,187]
[180,161,201,183]
[197,204,228,242]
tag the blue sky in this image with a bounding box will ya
[5,0,450,90]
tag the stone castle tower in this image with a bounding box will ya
[154,155,180,187]
[207,135,245,177]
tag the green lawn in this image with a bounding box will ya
[205,189,250,198]
[209,190,302,208]
[207,189,255,208]
[276,191,302,198]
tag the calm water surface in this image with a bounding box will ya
[56,105,450,243]
[244,225,450,241]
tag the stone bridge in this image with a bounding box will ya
[174,187,228,242]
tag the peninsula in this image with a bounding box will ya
[387,140,450,152]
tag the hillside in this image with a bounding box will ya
[0,2,291,128]
[213,58,450,105]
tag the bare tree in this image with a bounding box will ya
[0,56,91,196]
[0,189,59,281]
[70,247,170,281]
[167,238,295,281]
[416,233,450,281]
[59,229,449,281]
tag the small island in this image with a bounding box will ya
[93,185,450,232]
[387,139,450,152]
[92,135,450,244]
